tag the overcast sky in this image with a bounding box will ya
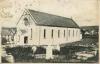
[0,0,99,27]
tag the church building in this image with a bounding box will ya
[15,9,82,59]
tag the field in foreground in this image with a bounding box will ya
[2,37,99,63]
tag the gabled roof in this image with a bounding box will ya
[28,9,79,28]
[1,27,17,36]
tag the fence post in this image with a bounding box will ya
[46,45,53,59]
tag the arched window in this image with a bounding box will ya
[64,30,65,37]
[31,28,32,39]
[58,30,60,38]
[18,35,20,42]
[24,17,30,26]
[44,29,46,39]
[68,30,70,37]
[73,30,74,37]
[51,29,53,38]
[76,30,78,37]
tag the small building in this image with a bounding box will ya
[1,27,16,45]
[15,9,82,59]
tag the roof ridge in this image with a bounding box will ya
[23,9,79,28]
[28,9,71,19]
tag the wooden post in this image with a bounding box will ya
[56,45,60,51]
[46,45,53,59]
[32,46,37,54]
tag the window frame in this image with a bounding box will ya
[51,29,54,38]
[44,29,46,39]
[58,30,60,38]
[64,30,65,37]
[31,28,32,40]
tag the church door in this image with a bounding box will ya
[24,36,28,44]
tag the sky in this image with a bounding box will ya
[0,0,99,27]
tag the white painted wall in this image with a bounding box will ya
[15,23,82,46]
[15,10,82,46]
[31,26,82,46]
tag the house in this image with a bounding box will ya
[1,27,16,45]
[15,9,82,59]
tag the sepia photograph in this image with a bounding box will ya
[0,0,99,63]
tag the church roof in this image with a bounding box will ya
[28,9,79,28]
